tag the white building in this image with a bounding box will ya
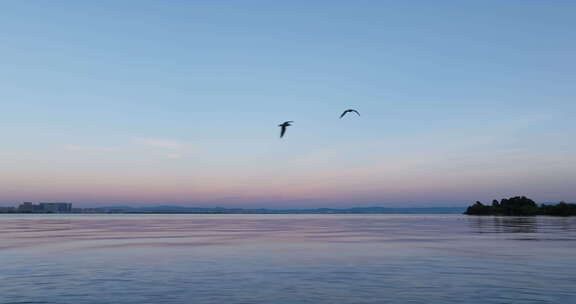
[17,202,72,213]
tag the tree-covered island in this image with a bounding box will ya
[465,196,576,216]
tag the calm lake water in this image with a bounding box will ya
[1,214,575,304]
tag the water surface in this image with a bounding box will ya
[1,214,575,303]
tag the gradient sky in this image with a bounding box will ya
[1,1,575,207]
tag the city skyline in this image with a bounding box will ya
[2,2,575,207]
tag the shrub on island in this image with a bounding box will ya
[465,196,576,216]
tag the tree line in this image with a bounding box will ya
[465,196,576,216]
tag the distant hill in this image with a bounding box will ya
[95,206,465,214]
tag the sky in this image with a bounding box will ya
[1,1,575,208]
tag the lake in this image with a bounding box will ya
[1,214,575,304]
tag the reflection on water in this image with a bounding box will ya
[1,214,575,304]
[469,216,539,234]
[468,215,576,238]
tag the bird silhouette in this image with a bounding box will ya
[278,121,293,138]
[340,109,360,118]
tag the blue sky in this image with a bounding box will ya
[1,1,575,207]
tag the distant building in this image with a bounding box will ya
[0,206,16,213]
[39,202,72,213]
[17,202,72,213]
[17,202,37,213]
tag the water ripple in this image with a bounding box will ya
[1,214,575,304]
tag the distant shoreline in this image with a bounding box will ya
[0,206,465,215]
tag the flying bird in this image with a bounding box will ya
[278,121,293,138]
[340,109,360,118]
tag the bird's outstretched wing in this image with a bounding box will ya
[340,109,360,118]
[280,125,287,138]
